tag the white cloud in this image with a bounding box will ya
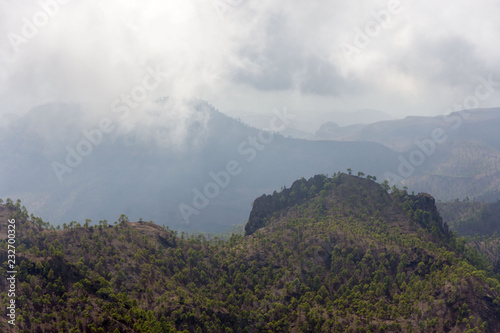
[0,0,499,131]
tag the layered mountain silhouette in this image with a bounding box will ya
[2,102,500,231]
[0,101,398,231]
[315,108,500,202]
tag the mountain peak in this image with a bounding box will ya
[245,173,449,241]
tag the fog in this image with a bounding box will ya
[1,0,500,134]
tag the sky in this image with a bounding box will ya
[1,0,500,133]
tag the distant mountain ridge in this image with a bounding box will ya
[3,102,500,231]
[315,108,500,202]
[314,108,500,151]
[438,199,500,237]
[238,108,394,138]
[0,101,399,231]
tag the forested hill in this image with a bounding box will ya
[245,173,447,237]
[1,174,500,332]
[0,101,399,232]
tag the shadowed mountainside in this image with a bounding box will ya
[438,199,500,237]
[315,108,500,202]
[0,101,399,232]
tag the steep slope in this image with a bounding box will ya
[438,199,500,236]
[0,101,398,232]
[315,108,500,152]
[315,108,500,202]
[1,175,500,332]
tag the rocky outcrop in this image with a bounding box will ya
[245,174,329,235]
[409,192,450,237]
[413,193,442,223]
[245,174,450,239]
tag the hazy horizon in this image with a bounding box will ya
[2,0,500,230]
[2,0,500,132]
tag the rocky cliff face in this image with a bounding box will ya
[245,174,329,235]
[407,192,450,238]
[413,192,443,224]
[245,173,450,239]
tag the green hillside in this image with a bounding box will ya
[1,174,500,332]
